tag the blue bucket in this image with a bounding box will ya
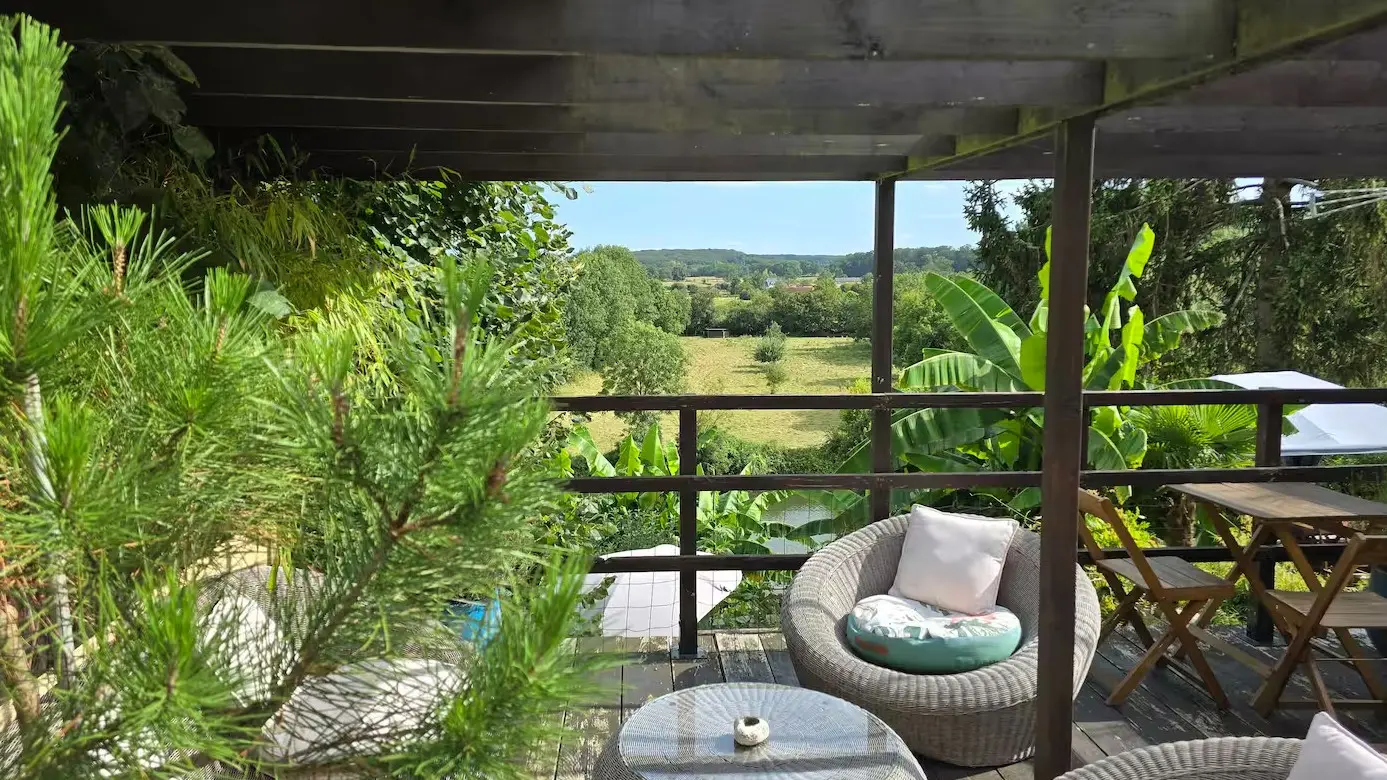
[446,599,501,646]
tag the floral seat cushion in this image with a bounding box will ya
[845,594,1023,674]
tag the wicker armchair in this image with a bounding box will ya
[781,514,1101,767]
[1057,737,1301,779]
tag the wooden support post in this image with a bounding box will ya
[1036,115,1095,780]
[677,407,700,657]
[1247,401,1284,643]
[869,179,896,522]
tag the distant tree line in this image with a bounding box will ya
[633,245,975,280]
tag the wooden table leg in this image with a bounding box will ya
[1195,515,1282,636]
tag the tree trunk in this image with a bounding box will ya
[22,372,75,691]
[0,590,40,728]
[1255,178,1293,371]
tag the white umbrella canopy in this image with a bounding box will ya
[580,544,743,637]
[1213,370,1387,457]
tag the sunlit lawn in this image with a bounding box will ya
[559,336,871,449]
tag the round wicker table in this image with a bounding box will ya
[593,682,927,779]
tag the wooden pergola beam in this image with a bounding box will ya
[215,128,925,156]
[895,1,1387,179]
[27,0,1236,60]
[185,96,1023,137]
[301,152,907,179]
[173,47,1103,109]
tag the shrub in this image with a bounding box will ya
[753,321,787,363]
[599,320,689,430]
[764,362,789,393]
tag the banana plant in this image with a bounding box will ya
[565,423,793,554]
[807,223,1225,530]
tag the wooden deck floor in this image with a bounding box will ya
[532,627,1387,779]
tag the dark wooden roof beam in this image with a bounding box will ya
[172,47,1104,109]
[26,0,1237,61]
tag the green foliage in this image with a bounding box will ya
[811,224,1228,528]
[565,245,686,370]
[52,40,212,207]
[753,321,787,363]
[560,423,793,556]
[687,286,718,335]
[0,18,592,777]
[764,362,790,393]
[721,292,773,336]
[597,321,688,431]
[889,272,967,365]
[632,245,974,281]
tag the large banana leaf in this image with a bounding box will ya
[1142,310,1225,361]
[953,275,1031,340]
[924,272,1023,378]
[898,352,1022,392]
[1100,223,1155,332]
[1019,333,1045,390]
[615,435,642,476]
[1083,346,1126,390]
[839,406,1008,473]
[566,427,615,477]
[1087,426,1133,502]
[1117,305,1145,388]
[640,423,670,475]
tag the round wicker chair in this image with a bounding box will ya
[1057,737,1301,779]
[781,514,1101,767]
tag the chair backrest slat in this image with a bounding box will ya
[1078,490,1166,597]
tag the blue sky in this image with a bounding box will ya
[554,181,1027,254]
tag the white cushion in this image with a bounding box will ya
[1288,712,1387,780]
[889,506,1018,615]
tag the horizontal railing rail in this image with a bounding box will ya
[587,542,1350,574]
[555,386,1387,654]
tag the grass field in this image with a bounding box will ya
[559,336,871,449]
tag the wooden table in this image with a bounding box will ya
[1168,482,1387,708]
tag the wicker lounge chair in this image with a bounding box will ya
[781,514,1101,766]
[1056,737,1300,779]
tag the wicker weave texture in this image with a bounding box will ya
[781,515,1102,767]
[1055,737,1301,780]
[593,683,927,780]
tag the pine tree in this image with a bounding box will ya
[1,16,594,778]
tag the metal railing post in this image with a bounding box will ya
[677,407,700,657]
[1247,401,1283,643]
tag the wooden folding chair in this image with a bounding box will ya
[1253,533,1387,717]
[1078,490,1236,709]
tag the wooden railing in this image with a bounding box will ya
[554,387,1387,656]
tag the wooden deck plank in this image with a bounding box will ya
[759,632,800,686]
[1097,631,1264,739]
[1087,653,1209,745]
[1205,625,1385,741]
[620,636,674,721]
[555,636,623,780]
[566,628,1372,777]
[715,631,775,683]
[672,632,724,690]
[1072,682,1151,757]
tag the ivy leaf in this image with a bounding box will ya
[149,47,199,84]
[173,126,215,163]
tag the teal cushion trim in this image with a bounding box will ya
[845,597,1022,674]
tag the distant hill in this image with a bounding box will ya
[632,246,974,280]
